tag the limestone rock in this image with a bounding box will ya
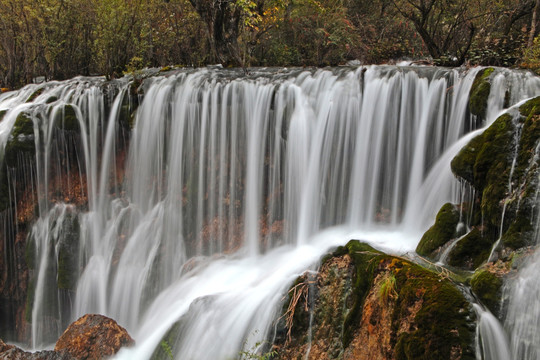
[54,314,134,359]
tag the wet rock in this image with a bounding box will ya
[4,112,36,168]
[469,68,494,123]
[0,314,133,359]
[0,338,73,360]
[54,314,134,359]
[416,203,460,258]
[274,240,476,360]
[448,96,540,266]
[447,228,493,270]
[470,268,503,316]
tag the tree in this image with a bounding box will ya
[390,0,476,64]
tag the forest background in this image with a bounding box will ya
[0,0,540,88]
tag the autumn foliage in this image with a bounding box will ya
[0,0,538,88]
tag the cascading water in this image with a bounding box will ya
[504,141,540,360]
[0,66,539,358]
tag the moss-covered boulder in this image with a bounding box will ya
[447,228,493,270]
[469,68,494,122]
[274,240,476,360]
[4,112,36,167]
[451,134,484,185]
[416,203,460,258]
[54,105,80,132]
[450,96,540,255]
[470,268,503,316]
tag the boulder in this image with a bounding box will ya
[0,338,73,360]
[54,314,134,359]
[0,314,133,359]
[274,240,476,360]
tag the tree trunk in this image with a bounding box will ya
[528,0,540,47]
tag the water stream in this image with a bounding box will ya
[0,66,539,358]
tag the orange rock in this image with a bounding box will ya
[54,314,134,359]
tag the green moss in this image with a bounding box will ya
[451,134,484,183]
[54,105,79,131]
[518,96,540,117]
[393,261,476,360]
[276,241,476,359]
[0,110,6,122]
[447,228,493,270]
[474,113,513,191]
[469,68,494,121]
[470,269,502,316]
[45,96,58,104]
[342,240,383,346]
[4,112,36,167]
[502,215,533,249]
[26,88,44,103]
[416,203,460,257]
[151,322,181,360]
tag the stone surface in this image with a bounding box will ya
[273,240,476,360]
[0,338,74,360]
[54,314,134,359]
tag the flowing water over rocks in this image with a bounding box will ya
[0,66,538,359]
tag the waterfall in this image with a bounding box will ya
[504,140,540,360]
[0,66,539,357]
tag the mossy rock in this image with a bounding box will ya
[276,240,476,359]
[470,269,502,316]
[518,96,540,117]
[45,96,58,104]
[473,113,513,192]
[501,212,534,249]
[416,203,460,258]
[451,134,484,184]
[447,228,493,270]
[4,112,36,167]
[393,261,476,360]
[0,110,7,122]
[451,112,514,192]
[54,105,80,132]
[469,67,494,122]
[341,240,384,346]
[26,88,44,103]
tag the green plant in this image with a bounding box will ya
[379,273,397,303]
[237,331,278,360]
[160,340,174,360]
